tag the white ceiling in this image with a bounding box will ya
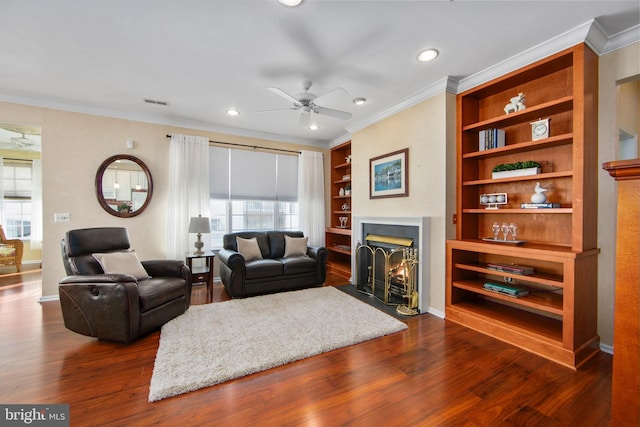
[0,1,638,147]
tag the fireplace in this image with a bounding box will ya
[353,217,430,314]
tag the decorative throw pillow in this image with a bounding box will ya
[236,237,263,261]
[284,235,308,258]
[93,251,150,280]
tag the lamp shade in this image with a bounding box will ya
[188,216,211,234]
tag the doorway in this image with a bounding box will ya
[0,123,42,275]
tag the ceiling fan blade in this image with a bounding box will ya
[313,87,348,106]
[268,87,302,106]
[315,106,352,120]
[257,107,299,113]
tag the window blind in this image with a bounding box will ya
[209,147,298,201]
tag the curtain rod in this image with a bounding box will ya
[165,135,300,155]
[1,157,33,162]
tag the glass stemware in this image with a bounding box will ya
[501,222,510,241]
[509,223,518,241]
[492,222,500,240]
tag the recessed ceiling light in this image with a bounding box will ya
[225,108,240,116]
[308,123,319,131]
[417,48,439,62]
[353,97,367,105]
[278,0,302,6]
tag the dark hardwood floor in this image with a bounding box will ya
[0,270,613,426]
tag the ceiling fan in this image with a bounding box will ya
[260,80,352,127]
[0,131,41,152]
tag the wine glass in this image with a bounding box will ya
[491,222,500,240]
[509,223,518,241]
[501,222,510,241]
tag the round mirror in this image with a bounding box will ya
[95,154,153,217]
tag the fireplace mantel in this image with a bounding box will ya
[352,216,430,313]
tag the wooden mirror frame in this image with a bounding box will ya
[95,154,154,217]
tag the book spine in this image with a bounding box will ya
[496,129,505,148]
[479,130,485,151]
[487,266,534,275]
[520,203,560,208]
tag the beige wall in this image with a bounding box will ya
[598,41,640,347]
[0,101,326,299]
[617,78,640,155]
[351,91,457,315]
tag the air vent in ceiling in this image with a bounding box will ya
[143,98,169,106]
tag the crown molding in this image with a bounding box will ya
[457,20,596,94]
[329,133,352,148]
[0,94,328,148]
[599,24,640,55]
[345,76,454,135]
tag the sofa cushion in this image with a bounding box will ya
[245,259,284,279]
[284,235,308,257]
[93,251,150,280]
[281,256,317,275]
[267,231,304,258]
[236,237,263,261]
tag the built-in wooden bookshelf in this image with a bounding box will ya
[446,43,600,369]
[326,141,352,279]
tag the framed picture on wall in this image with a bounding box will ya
[369,148,409,199]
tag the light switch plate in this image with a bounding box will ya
[54,213,70,223]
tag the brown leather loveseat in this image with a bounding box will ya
[218,231,327,298]
[58,227,192,343]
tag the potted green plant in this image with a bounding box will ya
[344,183,351,196]
[118,203,131,213]
[491,161,541,179]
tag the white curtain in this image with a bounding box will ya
[297,150,325,246]
[30,159,43,250]
[166,134,210,259]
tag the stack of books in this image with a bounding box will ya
[483,282,529,298]
[479,128,505,151]
[487,263,534,275]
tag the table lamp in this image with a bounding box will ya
[188,215,211,255]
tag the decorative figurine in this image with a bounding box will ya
[531,182,548,203]
[504,93,526,114]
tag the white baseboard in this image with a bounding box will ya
[39,294,59,303]
[600,343,613,355]
[427,307,445,319]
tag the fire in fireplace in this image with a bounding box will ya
[355,233,419,315]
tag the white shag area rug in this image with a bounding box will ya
[149,286,407,402]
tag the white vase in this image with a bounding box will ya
[531,191,547,203]
[339,188,345,196]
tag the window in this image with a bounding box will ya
[209,147,299,248]
[3,162,32,239]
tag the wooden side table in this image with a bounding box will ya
[186,251,215,303]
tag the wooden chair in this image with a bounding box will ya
[0,225,23,272]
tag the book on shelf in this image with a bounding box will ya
[483,282,529,298]
[487,263,534,275]
[520,203,561,209]
[479,128,505,151]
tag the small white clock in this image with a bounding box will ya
[531,118,550,141]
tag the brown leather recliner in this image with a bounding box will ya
[58,227,192,343]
